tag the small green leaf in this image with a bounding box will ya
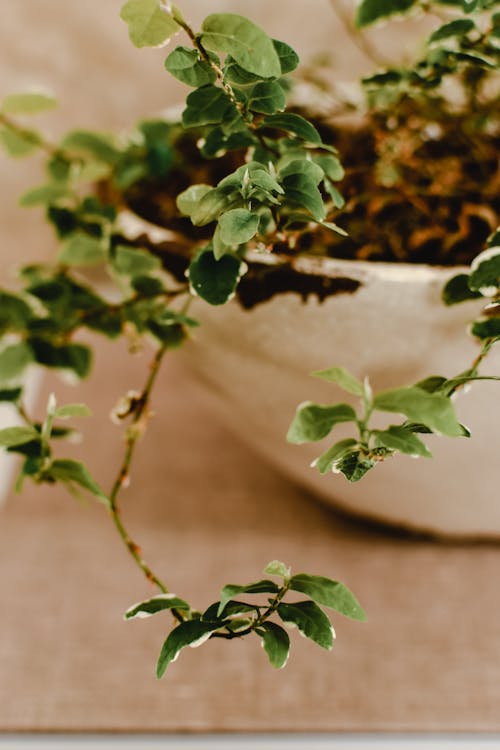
[442,273,482,305]
[112,245,161,275]
[0,387,22,403]
[373,425,432,457]
[157,620,223,677]
[218,208,260,246]
[468,249,500,293]
[1,92,57,115]
[49,459,109,505]
[176,184,212,216]
[335,451,375,482]
[125,594,190,619]
[373,386,463,436]
[53,403,92,420]
[188,247,246,306]
[190,186,240,226]
[0,292,33,332]
[19,184,71,207]
[58,233,105,267]
[282,173,326,222]
[248,81,286,115]
[312,438,358,474]
[120,0,180,48]
[287,402,357,444]
[471,318,500,339]
[429,18,475,42]
[277,600,334,650]
[0,426,39,448]
[182,85,235,128]
[261,113,322,144]
[258,621,290,669]
[60,130,120,164]
[29,339,92,378]
[356,0,416,27]
[264,560,291,579]
[272,39,299,74]
[201,13,281,79]
[414,375,447,393]
[0,342,33,383]
[164,46,217,87]
[280,158,324,185]
[202,600,258,620]
[131,275,165,297]
[312,366,364,396]
[0,127,41,157]
[218,579,279,617]
[290,574,367,621]
[314,154,344,182]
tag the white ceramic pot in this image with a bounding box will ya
[124,215,500,538]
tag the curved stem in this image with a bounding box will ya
[0,112,68,160]
[107,342,185,621]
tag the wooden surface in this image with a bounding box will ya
[1,338,500,732]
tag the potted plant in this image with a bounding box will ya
[0,0,498,676]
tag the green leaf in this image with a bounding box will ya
[0,292,33,332]
[0,426,39,448]
[58,233,105,267]
[312,366,364,396]
[373,386,463,436]
[356,0,417,27]
[120,0,180,48]
[264,560,291,578]
[0,342,33,383]
[261,113,322,144]
[280,158,324,185]
[19,184,70,207]
[414,375,448,393]
[272,39,299,74]
[468,249,500,292]
[312,438,358,474]
[164,46,217,87]
[218,579,279,617]
[373,425,432,457]
[112,245,161,275]
[321,220,348,237]
[131,275,165,297]
[442,273,482,305]
[49,459,108,504]
[1,92,57,115]
[471,318,500,339]
[0,127,41,157]
[29,339,92,378]
[218,208,260,246]
[201,13,281,79]
[53,403,92,420]
[176,184,212,216]
[157,620,223,677]
[125,594,190,619]
[188,247,246,306]
[60,130,120,164]
[248,168,284,196]
[287,402,357,444]
[0,387,22,402]
[290,574,367,621]
[277,600,334,650]
[248,81,286,115]
[258,621,290,669]
[182,85,235,128]
[429,18,475,42]
[314,154,344,182]
[190,185,240,226]
[335,451,375,482]
[282,173,326,222]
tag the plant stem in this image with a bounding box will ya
[327,0,392,69]
[107,342,185,619]
[0,112,64,159]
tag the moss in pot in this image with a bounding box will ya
[0,0,499,676]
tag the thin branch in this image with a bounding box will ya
[328,0,393,69]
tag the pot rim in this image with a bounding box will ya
[119,210,469,287]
